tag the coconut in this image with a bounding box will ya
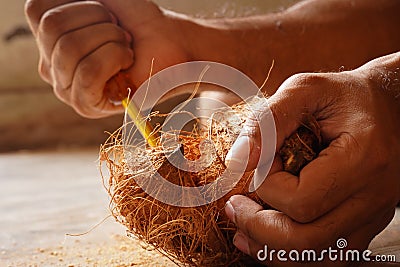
[99,95,321,266]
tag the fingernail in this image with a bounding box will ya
[234,232,250,255]
[225,200,236,224]
[225,135,251,172]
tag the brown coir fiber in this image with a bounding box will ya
[99,96,321,266]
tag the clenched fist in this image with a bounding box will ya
[25,0,192,118]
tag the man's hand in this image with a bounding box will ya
[25,0,191,118]
[224,52,400,266]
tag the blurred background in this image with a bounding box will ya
[0,0,299,152]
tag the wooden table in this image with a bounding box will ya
[0,150,398,266]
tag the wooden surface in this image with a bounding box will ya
[0,150,399,266]
[0,150,175,267]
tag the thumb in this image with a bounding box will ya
[269,73,334,149]
[224,95,275,173]
[225,73,332,178]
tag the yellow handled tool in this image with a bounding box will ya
[121,98,158,147]
[106,73,158,147]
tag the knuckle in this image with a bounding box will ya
[83,2,110,20]
[287,199,319,223]
[70,93,94,118]
[77,57,101,90]
[75,105,98,119]
[82,1,113,21]
[40,9,62,34]
[24,0,40,19]
[281,73,329,95]
[97,7,114,22]
[53,83,68,102]
[90,1,109,11]
[73,104,90,118]
[55,33,79,57]
[38,58,51,83]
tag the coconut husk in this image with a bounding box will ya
[279,115,322,175]
[99,96,321,266]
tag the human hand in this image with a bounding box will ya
[224,52,400,266]
[25,0,191,118]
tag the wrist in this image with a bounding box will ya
[358,53,400,205]
[359,51,400,104]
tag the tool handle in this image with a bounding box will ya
[104,73,135,102]
[105,72,158,147]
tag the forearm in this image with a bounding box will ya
[358,51,400,202]
[177,0,400,94]
[282,0,400,72]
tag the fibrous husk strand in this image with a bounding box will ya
[100,96,321,266]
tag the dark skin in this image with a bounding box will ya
[225,53,400,266]
[25,0,400,265]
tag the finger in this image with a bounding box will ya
[236,209,394,267]
[267,73,340,151]
[38,56,51,84]
[69,42,133,118]
[224,73,337,175]
[51,22,132,90]
[255,132,370,223]
[37,1,116,62]
[225,195,294,250]
[225,192,392,254]
[224,114,261,172]
[225,96,276,173]
[235,233,319,267]
[25,0,77,34]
